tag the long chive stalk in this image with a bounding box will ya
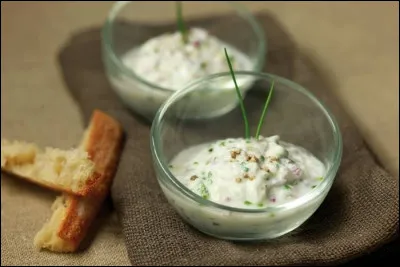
[255,80,275,139]
[224,48,250,139]
[176,1,188,43]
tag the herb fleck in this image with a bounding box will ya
[193,161,198,165]
[240,162,249,172]
[200,62,207,69]
[284,184,292,190]
[257,203,264,207]
[190,175,198,181]
[208,148,214,153]
[311,185,317,189]
[212,222,220,226]
[219,141,225,146]
[199,183,210,199]
[244,200,252,205]
[169,165,174,168]
[317,177,324,181]
[260,155,265,162]
[270,213,275,218]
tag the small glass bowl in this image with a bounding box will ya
[101,1,266,120]
[150,72,342,240]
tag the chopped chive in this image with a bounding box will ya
[219,141,225,146]
[193,162,198,165]
[284,184,292,190]
[224,48,250,139]
[317,177,324,181]
[176,1,188,44]
[257,203,264,207]
[200,62,207,69]
[255,80,275,139]
[199,183,209,199]
[208,148,213,152]
[169,165,173,168]
[260,155,265,162]
[240,162,249,172]
[244,200,252,205]
[311,185,317,189]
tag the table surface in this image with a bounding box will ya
[1,2,398,266]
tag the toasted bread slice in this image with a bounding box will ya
[1,139,96,196]
[33,110,124,252]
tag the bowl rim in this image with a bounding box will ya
[101,1,267,92]
[151,71,343,214]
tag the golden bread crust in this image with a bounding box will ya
[34,110,124,252]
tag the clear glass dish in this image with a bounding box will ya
[150,72,342,240]
[101,1,266,120]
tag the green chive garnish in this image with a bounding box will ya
[244,200,252,205]
[224,48,250,139]
[255,80,275,139]
[284,184,292,190]
[176,1,188,44]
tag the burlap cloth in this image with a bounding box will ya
[1,13,398,266]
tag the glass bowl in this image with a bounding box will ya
[101,1,266,121]
[150,72,342,240]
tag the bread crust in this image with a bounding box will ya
[34,110,124,252]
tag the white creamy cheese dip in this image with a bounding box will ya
[122,27,253,90]
[108,27,256,119]
[169,135,326,209]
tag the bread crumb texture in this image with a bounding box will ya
[1,139,95,194]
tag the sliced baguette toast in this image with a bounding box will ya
[33,110,123,252]
[1,140,96,196]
